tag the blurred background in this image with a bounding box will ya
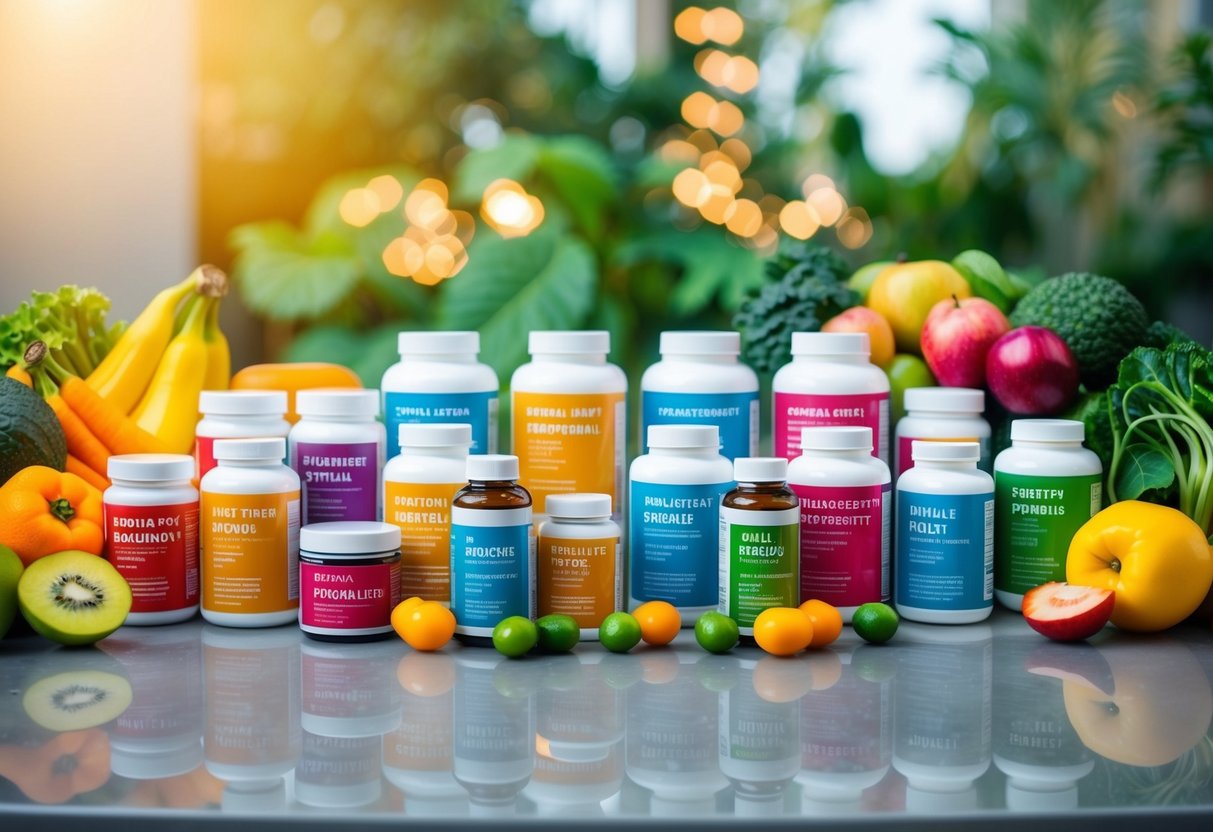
[1,0,1210,384]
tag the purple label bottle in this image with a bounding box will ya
[289,390,386,524]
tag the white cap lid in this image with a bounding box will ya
[300,521,401,555]
[199,390,288,416]
[911,440,980,462]
[296,389,379,419]
[801,426,873,452]
[659,331,740,356]
[647,424,720,450]
[904,387,985,414]
[398,330,480,355]
[1011,419,1085,443]
[734,457,788,482]
[213,437,287,461]
[529,330,610,355]
[466,454,520,481]
[107,453,196,482]
[791,332,869,356]
[1005,781,1079,813]
[398,423,473,448]
[544,493,612,518]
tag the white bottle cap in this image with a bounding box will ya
[398,330,480,356]
[791,331,869,356]
[107,453,196,483]
[398,423,473,449]
[466,454,520,481]
[911,440,980,462]
[295,388,379,419]
[659,331,741,356]
[300,521,401,556]
[801,426,873,452]
[199,390,288,416]
[1011,419,1086,443]
[544,492,612,519]
[213,437,287,461]
[646,424,720,450]
[904,387,985,414]
[528,330,610,355]
[733,457,788,483]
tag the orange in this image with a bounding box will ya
[799,599,843,648]
[752,607,814,657]
[393,599,456,651]
[633,600,681,646]
[821,307,896,369]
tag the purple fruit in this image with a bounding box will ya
[986,326,1079,415]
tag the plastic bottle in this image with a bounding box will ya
[894,387,992,477]
[298,522,401,642]
[511,330,627,523]
[772,332,890,465]
[628,425,733,619]
[787,427,891,622]
[195,390,290,482]
[895,441,993,624]
[537,493,622,639]
[381,331,499,458]
[289,389,386,524]
[640,331,759,461]
[993,419,1103,611]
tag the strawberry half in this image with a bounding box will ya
[1022,582,1115,642]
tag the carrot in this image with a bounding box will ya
[58,374,171,455]
[46,394,111,477]
[5,364,32,386]
[66,454,110,491]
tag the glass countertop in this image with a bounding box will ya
[1,611,1211,828]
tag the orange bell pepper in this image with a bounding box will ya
[0,466,104,566]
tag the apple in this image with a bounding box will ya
[822,307,896,369]
[920,296,1010,388]
[985,326,1079,415]
[1021,582,1114,642]
[866,260,971,354]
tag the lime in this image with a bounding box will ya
[492,616,538,658]
[887,354,935,423]
[694,611,739,654]
[536,614,580,653]
[852,603,899,644]
[599,611,642,653]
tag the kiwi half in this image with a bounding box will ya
[23,669,134,731]
[17,551,132,646]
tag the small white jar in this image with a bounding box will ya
[538,493,622,639]
[895,387,992,478]
[104,453,200,625]
[640,331,759,461]
[895,441,994,625]
[289,389,386,525]
[195,390,290,481]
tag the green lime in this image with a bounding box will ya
[536,614,580,653]
[492,616,538,658]
[599,611,642,654]
[852,603,899,645]
[886,354,935,423]
[694,611,739,654]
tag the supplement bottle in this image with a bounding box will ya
[290,389,386,525]
[195,390,290,481]
[718,457,799,638]
[298,521,401,642]
[200,437,301,628]
[628,425,733,619]
[450,454,535,645]
[640,330,759,460]
[381,331,499,458]
[788,427,891,622]
[895,441,993,624]
[993,419,1102,611]
[772,332,890,465]
[895,387,991,477]
[538,493,622,640]
[104,454,200,625]
[511,330,627,523]
[383,423,472,603]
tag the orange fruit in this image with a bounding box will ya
[393,600,456,651]
[633,600,681,646]
[752,607,814,657]
[799,599,843,648]
[821,306,896,369]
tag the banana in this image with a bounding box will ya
[131,295,213,454]
[202,296,231,391]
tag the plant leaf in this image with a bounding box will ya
[452,135,542,205]
[229,222,362,321]
[536,136,619,238]
[615,228,765,316]
[284,323,401,387]
[952,249,1015,312]
[1114,443,1177,500]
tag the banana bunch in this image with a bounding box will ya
[86,265,232,454]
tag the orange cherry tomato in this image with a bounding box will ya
[633,600,681,646]
[799,599,844,648]
[753,607,814,657]
[393,600,455,651]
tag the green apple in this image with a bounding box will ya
[0,545,23,639]
[886,354,935,424]
[847,260,893,302]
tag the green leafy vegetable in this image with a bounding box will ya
[951,249,1020,313]
[0,286,123,377]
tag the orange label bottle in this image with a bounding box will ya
[537,493,621,639]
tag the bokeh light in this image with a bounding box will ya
[338,187,380,227]
[780,200,821,240]
[481,178,545,238]
[380,178,473,285]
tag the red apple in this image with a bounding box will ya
[1022,582,1114,642]
[986,326,1079,415]
[920,296,1010,388]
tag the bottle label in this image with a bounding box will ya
[537,534,622,629]
[642,390,759,460]
[774,391,889,463]
[301,649,396,719]
[718,505,799,634]
[896,490,994,611]
[513,391,625,518]
[201,490,300,615]
[295,441,379,524]
[300,560,400,635]
[196,435,217,483]
[104,500,200,614]
[629,480,729,607]
[994,472,1102,597]
[450,506,535,636]
[896,435,991,477]
[385,390,498,457]
[384,480,463,601]
[792,482,891,608]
